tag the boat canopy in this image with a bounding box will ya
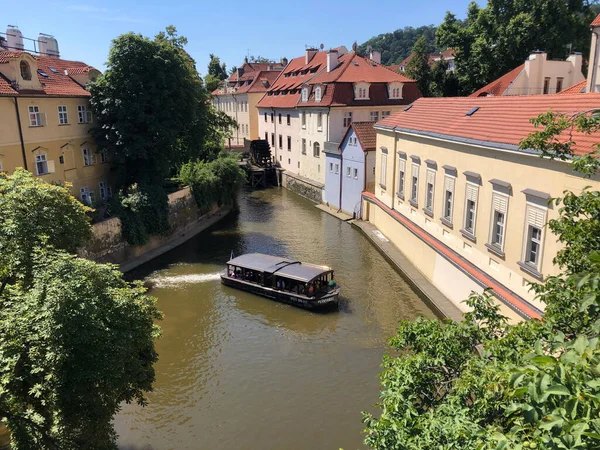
[227,253,333,282]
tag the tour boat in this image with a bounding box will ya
[220,253,341,309]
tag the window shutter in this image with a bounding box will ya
[466,183,478,202]
[526,205,546,228]
[426,169,435,185]
[411,164,419,178]
[492,193,508,214]
[398,158,406,173]
[444,175,455,192]
[47,160,56,173]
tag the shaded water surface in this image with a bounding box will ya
[115,188,435,450]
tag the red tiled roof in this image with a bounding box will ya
[310,53,414,84]
[558,80,587,95]
[591,13,600,27]
[378,94,600,156]
[343,121,377,152]
[387,64,401,73]
[0,50,96,97]
[228,62,283,82]
[0,73,16,94]
[469,64,525,97]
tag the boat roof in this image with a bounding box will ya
[227,253,333,282]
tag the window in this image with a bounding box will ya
[526,226,543,266]
[425,169,435,213]
[80,187,90,205]
[278,134,282,149]
[370,111,379,122]
[77,105,92,124]
[278,113,282,124]
[302,138,307,155]
[264,132,268,141]
[315,86,322,102]
[271,113,274,123]
[343,112,352,128]
[380,153,387,188]
[330,163,333,173]
[99,181,113,200]
[271,133,275,146]
[35,153,48,175]
[382,111,391,118]
[543,77,551,94]
[335,164,339,174]
[313,142,320,157]
[302,112,306,128]
[463,183,479,235]
[317,112,323,131]
[264,112,267,122]
[353,168,358,179]
[82,148,95,166]
[28,106,43,127]
[488,192,508,251]
[521,205,547,271]
[556,77,564,93]
[442,176,455,224]
[410,164,419,204]
[346,166,351,177]
[20,61,32,80]
[58,105,68,124]
[287,136,291,151]
[100,149,108,163]
[301,88,308,102]
[397,157,406,198]
[286,114,291,125]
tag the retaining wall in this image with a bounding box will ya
[281,171,324,204]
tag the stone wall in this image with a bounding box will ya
[78,187,230,272]
[282,171,324,204]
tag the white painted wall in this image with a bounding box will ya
[258,107,301,171]
[507,52,584,95]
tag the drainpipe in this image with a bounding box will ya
[338,151,343,213]
[13,97,28,170]
[271,107,277,163]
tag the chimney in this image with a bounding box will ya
[237,67,245,78]
[305,48,318,64]
[567,52,583,75]
[38,33,60,58]
[327,49,339,72]
[369,50,381,64]
[5,25,24,52]
[281,57,288,66]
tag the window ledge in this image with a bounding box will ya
[517,261,544,281]
[29,125,44,128]
[440,217,453,229]
[423,208,433,218]
[317,127,322,132]
[379,183,387,190]
[460,229,477,243]
[58,123,71,126]
[408,199,418,208]
[485,243,505,259]
[396,191,404,200]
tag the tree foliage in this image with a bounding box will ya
[436,0,596,95]
[358,25,438,66]
[405,36,433,97]
[0,172,161,449]
[364,110,600,449]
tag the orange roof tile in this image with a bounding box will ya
[0,50,96,97]
[343,121,377,151]
[591,13,600,27]
[470,64,525,97]
[378,94,600,156]
[558,80,586,95]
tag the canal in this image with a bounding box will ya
[115,187,436,450]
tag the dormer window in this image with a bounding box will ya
[301,87,308,102]
[315,86,322,102]
[388,82,404,99]
[354,82,370,100]
[20,61,32,80]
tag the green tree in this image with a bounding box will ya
[430,59,460,97]
[405,36,433,97]
[207,53,227,80]
[0,169,91,289]
[358,25,438,66]
[363,108,600,449]
[437,0,596,95]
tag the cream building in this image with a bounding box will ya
[0,27,112,204]
[365,94,600,321]
[211,60,284,148]
[258,47,421,201]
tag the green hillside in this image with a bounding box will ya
[357,25,437,66]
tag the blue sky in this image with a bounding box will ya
[3,0,474,75]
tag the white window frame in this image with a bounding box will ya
[335,163,339,174]
[302,112,306,129]
[521,204,547,272]
[302,138,307,155]
[301,88,308,102]
[77,105,92,124]
[382,111,391,118]
[313,142,320,158]
[80,186,90,204]
[442,175,455,224]
[346,166,351,178]
[353,168,358,179]
[28,106,44,127]
[82,147,95,166]
[315,86,322,102]
[343,111,352,128]
[58,105,68,125]
[488,192,509,252]
[317,112,323,131]
[380,153,388,188]
[410,163,419,204]
[397,157,406,198]
[425,169,435,213]
[370,111,379,122]
[35,153,48,175]
[329,163,333,173]
[463,183,479,236]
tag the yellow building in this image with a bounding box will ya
[365,93,600,322]
[0,39,112,204]
[211,60,285,148]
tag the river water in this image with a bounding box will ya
[115,187,436,450]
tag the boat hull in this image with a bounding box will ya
[220,273,339,310]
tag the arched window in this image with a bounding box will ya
[313,142,320,158]
[20,61,32,80]
[315,86,322,102]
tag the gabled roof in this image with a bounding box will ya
[257,51,419,109]
[340,121,377,152]
[558,80,586,95]
[0,50,97,97]
[591,13,600,27]
[213,60,284,96]
[377,94,600,156]
[469,64,525,97]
